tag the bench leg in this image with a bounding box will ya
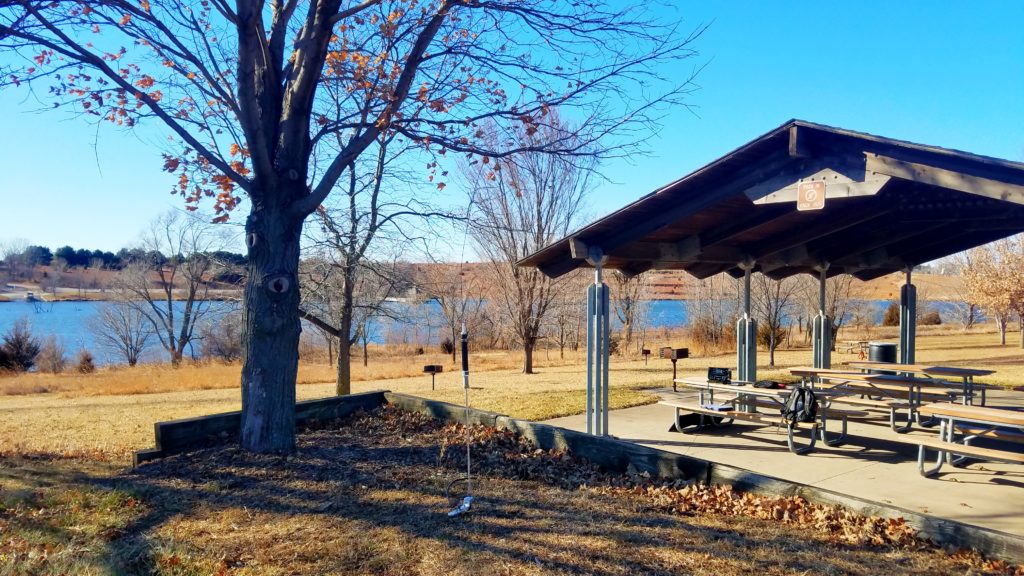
[948,435,977,468]
[819,411,849,447]
[917,444,945,477]
[786,424,818,455]
[890,407,913,433]
[915,411,940,428]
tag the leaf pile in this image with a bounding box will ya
[595,483,920,548]
[370,406,1021,572]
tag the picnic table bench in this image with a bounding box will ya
[847,361,997,406]
[791,367,960,432]
[667,377,868,454]
[912,403,1024,477]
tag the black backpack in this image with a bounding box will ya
[781,385,818,426]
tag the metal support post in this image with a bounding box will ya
[812,264,832,369]
[585,248,610,436]
[736,262,756,408]
[900,268,917,364]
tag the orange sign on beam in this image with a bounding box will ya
[797,181,825,211]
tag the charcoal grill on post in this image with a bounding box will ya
[641,349,651,365]
[424,365,443,390]
[659,347,689,391]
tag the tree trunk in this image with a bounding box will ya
[523,338,534,374]
[337,339,352,395]
[998,317,1007,345]
[363,332,368,367]
[335,273,356,395]
[1019,317,1023,349]
[240,204,303,454]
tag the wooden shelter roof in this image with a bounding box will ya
[518,120,1024,281]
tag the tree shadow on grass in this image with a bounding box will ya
[1,410,967,575]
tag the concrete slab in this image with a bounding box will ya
[545,388,1024,537]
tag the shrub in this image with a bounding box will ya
[0,317,41,372]
[757,324,787,349]
[37,336,67,374]
[919,310,942,326]
[440,337,455,355]
[881,302,900,327]
[689,313,736,355]
[200,312,243,362]
[75,349,97,373]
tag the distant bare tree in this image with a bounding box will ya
[467,121,594,374]
[687,274,738,354]
[751,274,798,367]
[419,263,484,363]
[0,238,28,281]
[609,270,651,356]
[300,256,402,392]
[114,211,229,365]
[798,274,856,350]
[89,302,154,367]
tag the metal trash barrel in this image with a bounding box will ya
[868,342,897,375]
[868,342,897,363]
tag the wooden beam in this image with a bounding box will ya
[538,258,583,279]
[743,202,894,263]
[596,149,795,252]
[568,237,589,259]
[866,153,1024,205]
[789,124,812,158]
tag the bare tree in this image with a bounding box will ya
[300,255,402,392]
[468,122,594,373]
[609,270,651,356]
[687,274,738,354]
[546,271,588,359]
[2,0,701,452]
[418,263,483,363]
[751,274,798,367]
[798,274,856,350]
[89,302,153,367]
[0,238,28,282]
[114,211,230,365]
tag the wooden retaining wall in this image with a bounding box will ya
[133,390,387,465]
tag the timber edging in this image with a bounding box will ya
[135,391,1024,563]
[133,390,388,466]
[385,392,1024,565]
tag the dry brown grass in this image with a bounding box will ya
[0,349,583,397]
[2,408,1016,575]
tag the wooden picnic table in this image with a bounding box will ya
[846,361,996,406]
[914,403,1024,476]
[669,377,864,453]
[789,367,959,432]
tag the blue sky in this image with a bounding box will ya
[1,0,1022,253]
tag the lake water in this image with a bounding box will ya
[0,298,967,366]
